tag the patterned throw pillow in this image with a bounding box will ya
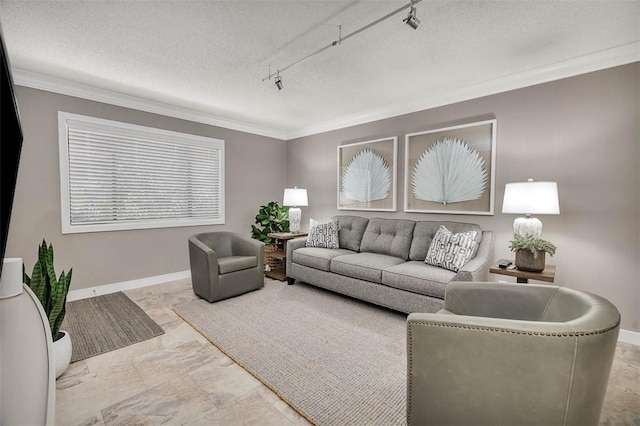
[424,225,479,272]
[305,220,340,249]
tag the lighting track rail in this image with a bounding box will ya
[263,0,422,89]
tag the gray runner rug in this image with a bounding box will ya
[174,280,407,426]
[63,291,164,362]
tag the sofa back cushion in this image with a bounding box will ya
[360,218,416,260]
[333,215,370,252]
[409,221,482,261]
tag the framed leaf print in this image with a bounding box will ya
[404,119,496,215]
[337,137,397,211]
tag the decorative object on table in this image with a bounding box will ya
[250,201,289,245]
[283,187,308,234]
[338,137,397,211]
[250,202,289,272]
[23,239,73,378]
[404,119,496,214]
[509,234,557,272]
[502,179,560,237]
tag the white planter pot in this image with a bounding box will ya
[53,330,72,379]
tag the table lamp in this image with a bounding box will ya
[502,179,559,237]
[283,187,308,233]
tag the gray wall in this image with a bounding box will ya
[288,63,640,332]
[7,87,287,291]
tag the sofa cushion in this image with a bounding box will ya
[382,261,455,299]
[305,219,340,249]
[331,252,405,283]
[333,215,369,252]
[292,247,355,271]
[424,225,480,272]
[360,218,416,260]
[409,221,482,261]
[218,256,258,275]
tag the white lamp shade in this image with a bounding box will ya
[283,188,308,207]
[502,181,559,215]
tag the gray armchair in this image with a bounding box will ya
[188,232,264,303]
[407,282,620,426]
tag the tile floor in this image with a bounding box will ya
[56,278,640,425]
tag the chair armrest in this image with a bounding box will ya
[453,230,493,281]
[189,236,219,264]
[444,281,561,320]
[231,233,265,258]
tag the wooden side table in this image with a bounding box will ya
[490,259,556,284]
[264,232,307,281]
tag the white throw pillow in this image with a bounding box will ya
[305,220,339,249]
[425,225,479,272]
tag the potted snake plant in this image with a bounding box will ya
[509,234,557,272]
[23,239,73,378]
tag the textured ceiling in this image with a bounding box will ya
[1,0,638,139]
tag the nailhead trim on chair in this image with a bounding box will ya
[407,318,620,338]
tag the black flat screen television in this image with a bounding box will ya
[0,22,24,279]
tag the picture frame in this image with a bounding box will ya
[337,137,397,211]
[404,119,497,215]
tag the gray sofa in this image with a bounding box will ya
[286,215,494,313]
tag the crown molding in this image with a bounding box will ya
[13,41,639,141]
[285,42,640,139]
[12,69,288,140]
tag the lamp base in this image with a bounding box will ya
[289,207,302,233]
[513,216,542,237]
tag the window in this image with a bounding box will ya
[58,112,224,234]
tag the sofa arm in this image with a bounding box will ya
[286,237,308,274]
[453,230,493,281]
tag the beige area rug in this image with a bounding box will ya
[174,280,408,426]
[63,291,165,362]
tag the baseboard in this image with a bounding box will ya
[618,329,640,346]
[67,270,191,301]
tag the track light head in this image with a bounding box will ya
[275,74,283,90]
[403,6,420,29]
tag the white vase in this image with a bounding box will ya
[53,330,72,379]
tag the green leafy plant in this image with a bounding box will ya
[250,201,289,244]
[23,239,73,342]
[509,234,557,258]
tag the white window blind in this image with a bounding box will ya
[58,112,225,233]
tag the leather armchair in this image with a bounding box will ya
[188,232,264,302]
[407,282,620,426]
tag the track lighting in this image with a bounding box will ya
[403,1,420,29]
[263,0,423,89]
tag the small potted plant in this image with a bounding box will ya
[23,239,73,378]
[251,201,290,272]
[509,234,557,272]
[250,201,290,245]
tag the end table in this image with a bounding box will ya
[264,232,307,281]
[490,259,556,284]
